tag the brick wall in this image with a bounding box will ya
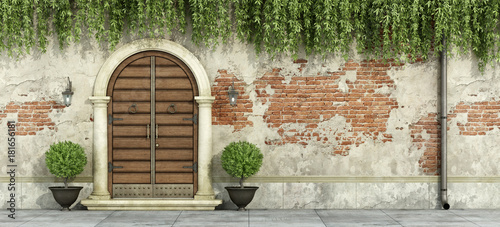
[212,70,253,131]
[410,113,441,175]
[453,99,500,136]
[0,100,65,136]
[213,59,404,156]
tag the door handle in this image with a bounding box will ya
[147,124,150,139]
[156,124,159,139]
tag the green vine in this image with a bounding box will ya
[1,0,500,70]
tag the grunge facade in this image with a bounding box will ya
[1,1,500,210]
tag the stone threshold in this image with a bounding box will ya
[81,198,222,210]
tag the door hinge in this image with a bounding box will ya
[108,114,123,125]
[108,162,123,172]
[183,114,198,125]
[183,162,198,173]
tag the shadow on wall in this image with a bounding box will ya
[35,187,59,209]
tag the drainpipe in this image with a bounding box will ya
[440,38,450,210]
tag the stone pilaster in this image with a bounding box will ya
[194,96,216,200]
[86,96,111,200]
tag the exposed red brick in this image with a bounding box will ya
[451,98,500,135]
[0,99,65,136]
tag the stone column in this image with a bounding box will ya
[87,96,111,200]
[194,96,216,200]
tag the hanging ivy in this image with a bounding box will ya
[1,0,500,70]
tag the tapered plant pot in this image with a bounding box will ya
[225,186,258,211]
[49,186,83,211]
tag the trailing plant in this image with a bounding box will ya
[1,0,500,71]
[45,141,87,188]
[221,141,263,188]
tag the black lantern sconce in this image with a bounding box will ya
[228,79,239,106]
[62,77,74,107]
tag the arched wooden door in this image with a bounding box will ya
[106,51,198,198]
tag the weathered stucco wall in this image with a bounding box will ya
[0,34,499,210]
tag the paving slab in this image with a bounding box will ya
[316,209,400,227]
[173,210,249,227]
[18,210,113,227]
[450,209,500,227]
[382,209,477,226]
[249,209,325,227]
[96,211,181,227]
[0,210,49,227]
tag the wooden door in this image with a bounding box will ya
[107,51,198,198]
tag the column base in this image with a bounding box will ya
[85,194,111,200]
[194,194,216,200]
[81,198,222,210]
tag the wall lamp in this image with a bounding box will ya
[228,79,239,106]
[62,77,74,107]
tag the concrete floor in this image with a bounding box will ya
[2,209,500,226]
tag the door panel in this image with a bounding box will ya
[157,126,193,137]
[156,114,195,125]
[112,161,150,172]
[113,126,148,137]
[156,67,187,77]
[113,102,150,114]
[156,161,193,172]
[156,173,193,184]
[156,78,192,89]
[113,149,150,160]
[110,114,150,125]
[113,173,151,184]
[114,78,151,89]
[156,149,193,161]
[155,138,193,149]
[113,138,150,149]
[156,102,193,114]
[113,91,150,101]
[156,90,193,101]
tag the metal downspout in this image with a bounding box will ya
[441,38,450,210]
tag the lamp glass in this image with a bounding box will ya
[62,90,73,107]
[228,87,238,106]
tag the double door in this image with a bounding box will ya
[107,51,198,198]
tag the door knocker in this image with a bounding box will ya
[128,104,137,114]
[167,104,176,114]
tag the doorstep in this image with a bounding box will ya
[80,198,222,210]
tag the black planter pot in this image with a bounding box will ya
[225,186,258,211]
[49,186,83,211]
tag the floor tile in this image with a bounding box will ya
[19,210,113,227]
[250,210,325,227]
[382,209,478,226]
[97,211,181,227]
[173,210,248,226]
[316,210,400,227]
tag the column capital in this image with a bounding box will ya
[89,96,111,106]
[195,96,215,107]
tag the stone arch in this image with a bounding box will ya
[83,39,220,210]
[93,39,211,97]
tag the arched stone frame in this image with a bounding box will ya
[87,39,216,201]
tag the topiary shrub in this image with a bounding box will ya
[45,141,87,188]
[221,141,263,188]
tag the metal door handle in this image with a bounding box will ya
[147,124,150,139]
[156,124,159,139]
